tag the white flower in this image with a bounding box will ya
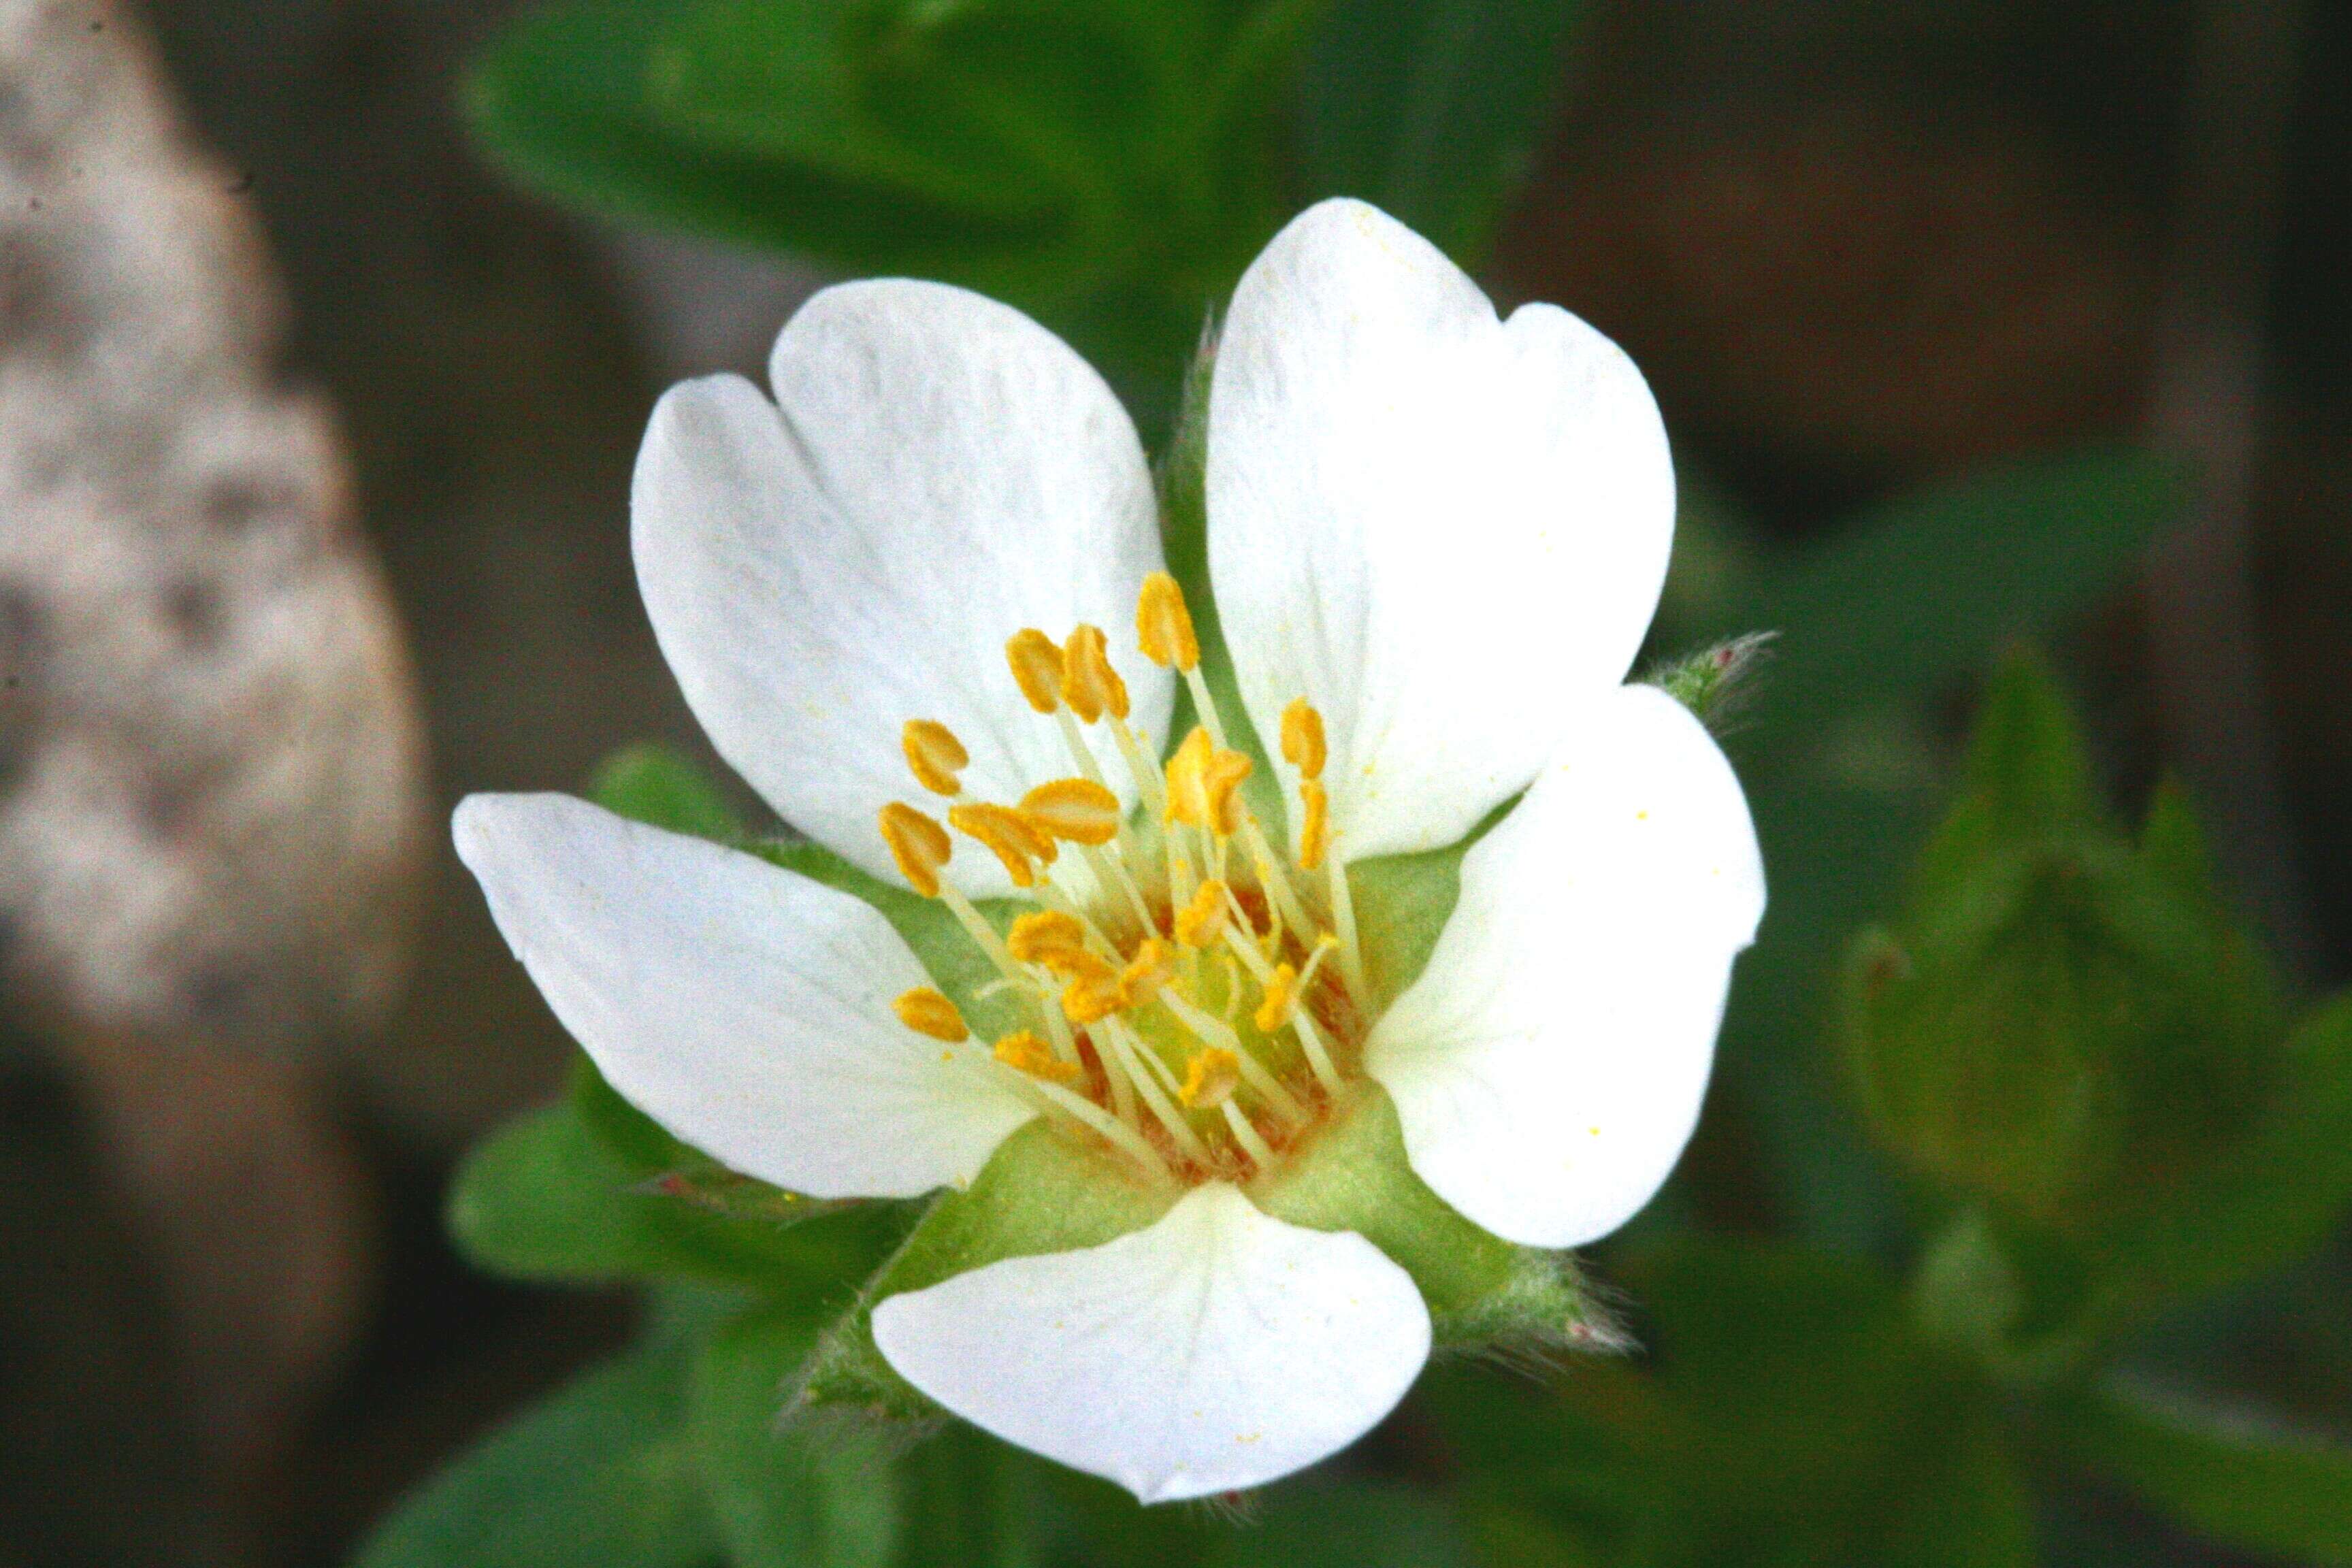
[454,199,1765,1503]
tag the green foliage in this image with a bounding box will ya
[449,1071,869,1287]
[1431,1238,2034,1568]
[2046,1378,2352,1565]
[1737,448,2189,740]
[353,1340,722,1568]
[468,0,1302,410]
[689,1302,904,1567]
[1295,0,1589,261]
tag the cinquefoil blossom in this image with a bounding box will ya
[455,199,1765,1503]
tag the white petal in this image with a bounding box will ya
[633,280,1173,894]
[1208,199,1674,861]
[871,1183,1429,1503]
[453,792,1034,1198]
[1364,685,1764,1247]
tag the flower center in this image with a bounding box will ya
[877,572,1370,1185]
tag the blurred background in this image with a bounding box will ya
[2,0,2348,1563]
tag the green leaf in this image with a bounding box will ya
[648,0,1086,217]
[589,743,743,840]
[1746,448,2188,739]
[353,1343,719,1568]
[448,1067,900,1288]
[2049,1376,2352,1564]
[1296,0,1588,261]
[2091,993,2352,1314]
[466,0,1072,280]
[689,1302,902,1568]
[1207,1481,1477,1567]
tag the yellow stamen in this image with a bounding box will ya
[1164,725,1216,827]
[1298,779,1331,870]
[1175,879,1230,948]
[1137,571,1199,671]
[1006,628,1066,714]
[1062,970,1128,1025]
[1006,909,1088,968]
[1179,1048,1241,1111]
[1061,625,1130,723]
[1119,936,1177,1000]
[949,802,1057,888]
[901,719,968,797]
[995,1030,1079,1083]
[1280,698,1327,779]
[879,802,952,898]
[1253,963,1299,1034]
[1202,747,1254,836]
[1019,778,1122,846]
[894,987,968,1043]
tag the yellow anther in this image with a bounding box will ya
[902,719,969,796]
[1119,936,1177,1000]
[1280,698,1327,780]
[949,802,1054,888]
[879,802,951,898]
[1007,909,1088,968]
[894,987,968,1043]
[1179,1048,1241,1111]
[1175,879,1230,948]
[1298,779,1331,870]
[1137,571,1199,671]
[1254,962,1300,1034]
[1006,628,1066,714]
[1164,725,1216,826]
[1062,970,1128,1026]
[995,1030,1079,1083]
[1019,778,1122,846]
[1202,747,1254,837]
[1061,624,1130,723]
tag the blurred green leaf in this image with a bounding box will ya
[1746,448,2188,742]
[2049,1376,2352,1564]
[468,0,1074,280]
[895,1425,1051,1568]
[589,742,744,840]
[1207,1482,1477,1567]
[1296,0,1587,261]
[1431,1239,2029,1568]
[449,1064,898,1287]
[2091,993,2352,1316]
[353,1343,720,1568]
[689,1301,902,1568]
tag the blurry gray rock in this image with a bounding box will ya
[0,0,427,1055]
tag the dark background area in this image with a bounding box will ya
[4,0,2349,1562]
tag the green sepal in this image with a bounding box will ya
[1640,632,1777,737]
[799,1119,1180,1420]
[587,740,745,841]
[1252,1087,1600,1350]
